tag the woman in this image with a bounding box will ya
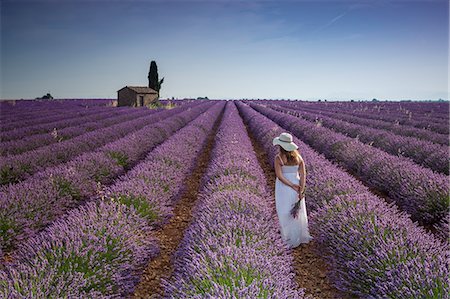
[273,132,313,248]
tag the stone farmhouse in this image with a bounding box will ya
[117,86,158,107]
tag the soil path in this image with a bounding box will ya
[131,110,223,299]
[241,117,358,299]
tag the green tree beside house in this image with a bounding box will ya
[148,60,164,99]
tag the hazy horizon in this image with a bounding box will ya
[1,0,449,101]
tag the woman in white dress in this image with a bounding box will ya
[273,132,313,248]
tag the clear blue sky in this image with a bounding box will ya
[1,0,448,100]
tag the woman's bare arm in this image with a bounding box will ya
[298,156,306,195]
[275,155,299,192]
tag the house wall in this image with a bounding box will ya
[117,88,136,107]
[143,93,158,106]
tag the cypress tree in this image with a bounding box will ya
[148,60,164,97]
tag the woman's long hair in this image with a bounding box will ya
[280,147,301,165]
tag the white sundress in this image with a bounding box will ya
[275,158,313,248]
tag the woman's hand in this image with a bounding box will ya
[299,187,305,196]
[290,183,300,193]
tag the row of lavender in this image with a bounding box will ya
[283,100,450,124]
[1,105,113,133]
[0,102,202,185]
[0,102,224,297]
[276,100,449,135]
[0,100,185,132]
[267,104,448,174]
[1,101,188,143]
[332,101,448,122]
[0,101,213,255]
[0,100,186,133]
[362,102,448,121]
[163,101,304,298]
[236,101,448,298]
[0,99,183,131]
[1,107,151,156]
[303,100,448,118]
[269,100,448,146]
[0,99,113,122]
[0,106,134,142]
[103,100,224,229]
[250,103,448,226]
[1,98,112,107]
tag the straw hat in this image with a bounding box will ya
[272,132,298,152]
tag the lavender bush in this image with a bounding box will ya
[0,153,120,252]
[236,101,449,298]
[434,214,449,243]
[163,101,305,298]
[0,200,158,298]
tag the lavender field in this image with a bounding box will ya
[0,99,448,298]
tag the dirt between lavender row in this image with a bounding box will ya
[131,111,223,298]
[243,119,358,299]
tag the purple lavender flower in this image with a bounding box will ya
[1,200,158,298]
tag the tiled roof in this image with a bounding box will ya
[119,86,158,94]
